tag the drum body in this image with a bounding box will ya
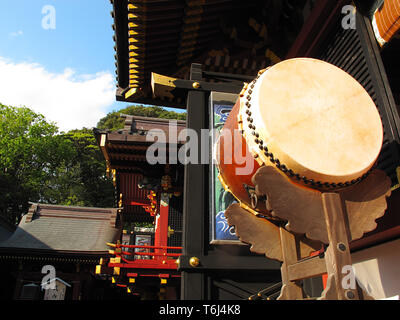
[216,58,384,215]
[216,98,261,213]
[372,0,400,47]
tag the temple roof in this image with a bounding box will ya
[110,0,308,107]
[94,115,186,222]
[0,203,121,254]
[94,114,186,169]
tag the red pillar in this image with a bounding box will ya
[154,195,169,261]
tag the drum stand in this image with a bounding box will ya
[279,192,365,300]
[225,166,391,300]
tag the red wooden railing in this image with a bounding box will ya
[107,242,182,270]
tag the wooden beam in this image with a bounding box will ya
[151,72,243,101]
[109,153,147,161]
[288,256,327,282]
[99,133,110,163]
[127,3,184,13]
[151,73,177,99]
[128,11,183,21]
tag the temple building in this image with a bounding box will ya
[108,0,400,300]
[0,203,121,300]
[0,0,399,300]
[93,114,186,299]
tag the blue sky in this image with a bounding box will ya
[0,0,181,131]
[0,0,115,75]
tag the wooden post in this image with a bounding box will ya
[155,195,169,262]
[13,275,24,300]
[181,63,207,300]
[227,166,390,300]
[72,280,81,300]
[277,228,303,300]
[321,193,359,300]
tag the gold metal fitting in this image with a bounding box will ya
[113,267,120,275]
[95,265,102,275]
[189,256,200,267]
[192,82,201,89]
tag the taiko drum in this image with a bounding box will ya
[215,58,383,215]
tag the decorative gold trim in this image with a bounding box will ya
[125,88,137,99]
[127,4,138,11]
[113,267,120,275]
[95,265,102,275]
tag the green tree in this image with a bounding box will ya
[0,104,115,225]
[97,105,186,131]
[0,104,70,224]
[57,128,115,208]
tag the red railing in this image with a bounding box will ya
[107,242,182,270]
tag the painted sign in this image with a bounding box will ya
[209,92,239,243]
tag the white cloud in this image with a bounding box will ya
[0,57,115,132]
[9,30,23,37]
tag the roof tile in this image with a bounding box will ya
[0,203,121,253]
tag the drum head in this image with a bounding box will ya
[247,58,383,185]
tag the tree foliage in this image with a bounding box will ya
[97,105,186,131]
[0,104,114,225]
[55,128,115,208]
[0,104,67,223]
[0,103,182,225]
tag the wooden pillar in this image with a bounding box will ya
[321,193,359,300]
[72,280,81,300]
[155,194,169,260]
[181,63,207,300]
[13,275,24,300]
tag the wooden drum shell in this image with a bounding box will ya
[216,96,263,215]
